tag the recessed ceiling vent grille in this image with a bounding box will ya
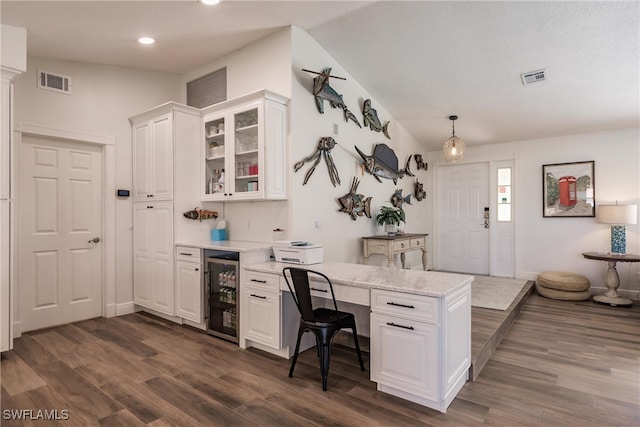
[37,70,72,94]
[520,69,548,85]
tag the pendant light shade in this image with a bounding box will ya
[443,115,465,163]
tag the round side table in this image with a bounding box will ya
[582,252,640,306]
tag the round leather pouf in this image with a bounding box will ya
[535,282,591,301]
[537,271,590,292]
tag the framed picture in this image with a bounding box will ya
[542,161,595,217]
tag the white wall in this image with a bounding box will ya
[428,128,640,296]
[12,57,182,306]
[290,27,430,268]
[180,28,293,243]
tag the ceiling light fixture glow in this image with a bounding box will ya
[137,37,155,45]
[199,0,221,5]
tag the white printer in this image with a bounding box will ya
[272,241,323,265]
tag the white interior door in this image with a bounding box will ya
[437,162,489,275]
[19,135,102,332]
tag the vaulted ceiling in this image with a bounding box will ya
[2,1,638,150]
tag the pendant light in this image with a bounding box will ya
[443,115,465,163]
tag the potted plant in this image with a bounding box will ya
[376,206,405,236]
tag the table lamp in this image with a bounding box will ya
[596,203,638,254]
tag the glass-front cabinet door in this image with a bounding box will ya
[200,90,288,202]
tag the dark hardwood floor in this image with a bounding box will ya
[2,292,639,426]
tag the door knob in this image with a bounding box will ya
[89,237,101,243]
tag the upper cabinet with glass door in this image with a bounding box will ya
[201,90,288,202]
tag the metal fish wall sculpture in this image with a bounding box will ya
[338,177,372,220]
[302,67,362,128]
[183,208,218,221]
[362,99,390,139]
[293,136,340,187]
[391,189,412,209]
[354,143,414,184]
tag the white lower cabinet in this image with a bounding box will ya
[133,201,174,315]
[241,271,281,348]
[175,247,202,323]
[370,312,439,401]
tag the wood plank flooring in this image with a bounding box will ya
[2,293,638,426]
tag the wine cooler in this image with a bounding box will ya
[204,250,240,343]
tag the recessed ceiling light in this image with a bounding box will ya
[199,0,220,5]
[137,37,155,45]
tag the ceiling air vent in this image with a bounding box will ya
[37,70,72,94]
[520,69,548,85]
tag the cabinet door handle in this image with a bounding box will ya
[386,302,415,309]
[310,287,327,293]
[250,294,267,299]
[147,205,154,209]
[387,322,414,331]
[250,279,267,284]
[179,252,192,256]
[195,268,199,271]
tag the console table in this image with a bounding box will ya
[362,233,428,270]
[582,252,640,306]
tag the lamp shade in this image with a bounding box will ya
[596,204,638,225]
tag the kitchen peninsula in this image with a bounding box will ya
[241,261,473,413]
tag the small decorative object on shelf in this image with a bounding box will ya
[414,154,427,171]
[414,179,426,201]
[338,177,372,220]
[362,99,390,139]
[355,143,414,184]
[376,205,405,236]
[183,207,218,221]
[302,67,361,128]
[390,189,411,208]
[293,136,341,187]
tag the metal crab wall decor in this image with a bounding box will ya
[414,179,426,201]
[294,136,341,187]
[302,67,361,128]
[414,154,428,171]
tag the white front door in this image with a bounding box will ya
[437,162,489,275]
[19,135,103,332]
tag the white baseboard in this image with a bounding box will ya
[590,286,639,301]
[12,320,21,339]
[105,303,116,318]
[116,302,136,316]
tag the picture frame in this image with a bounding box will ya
[542,161,595,218]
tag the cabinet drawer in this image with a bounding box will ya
[245,271,279,291]
[366,240,390,254]
[176,246,201,263]
[371,289,439,324]
[410,238,425,249]
[392,239,411,252]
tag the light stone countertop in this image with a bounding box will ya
[244,261,473,298]
[176,240,274,253]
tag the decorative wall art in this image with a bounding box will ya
[414,154,428,171]
[354,143,414,184]
[183,208,218,221]
[542,161,595,217]
[414,179,426,201]
[391,189,412,208]
[293,136,341,187]
[302,67,361,128]
[362,99,390,139]
[338,177,372,220]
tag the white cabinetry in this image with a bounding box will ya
[130,103,202,318]
[176,246,203,323]
[201,90,288,202]
[133,112,173,202]
[370,287,471,413]
[242,271,281,348]
[133,202,174,315]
